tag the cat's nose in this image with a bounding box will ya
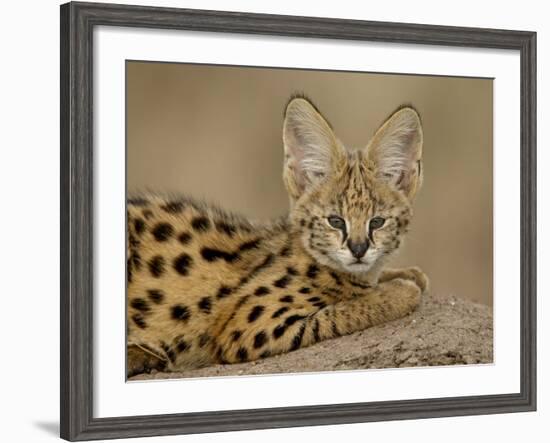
[347,239,369,259]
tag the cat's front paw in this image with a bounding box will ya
[379,278,421,316]
[379,266,429,293]
[402,266,429,293]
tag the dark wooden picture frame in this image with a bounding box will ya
[60,2,536,441]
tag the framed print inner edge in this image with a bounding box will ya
[100,24,509,416]
[60,1,536,441]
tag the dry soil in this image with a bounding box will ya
[130,293,493,380]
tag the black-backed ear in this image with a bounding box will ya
[282,95,345,205]
[365,106,423,200]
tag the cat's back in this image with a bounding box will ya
[127,194,280,295]
[126,194,292,367]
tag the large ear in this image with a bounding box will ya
[365,106,423,200]
[283,96,345,205]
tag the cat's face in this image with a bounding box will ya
[282,95,422,275]
[291,155,412,274]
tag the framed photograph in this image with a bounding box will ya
[60,1,536,441]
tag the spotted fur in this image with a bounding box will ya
[127,96,428,376]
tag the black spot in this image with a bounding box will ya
[134,218,146,235]
[350,280,371,289]
[307,296,321,303]
[260,350,271,359]
[167,350,176,363]
[148,256,165,277]
[198,296,212,313]
[298,287,311,294]
[323,287,342,296]
[152,223,174,241]
[130,298,150,313]
[306,264,320,279]
[332,321,340,336]
[279,295,294,303]
[273,324,286,339]
[329,271,343,286]
[178,232,192,245]
[236,347,248,362]
[191,216,211,232]
[272,306,290,318]
[161,201,184,213]
[300,219,306,227]
[273,274,291,288]
[173,253,193,276]
[198,334,211,348]
[248,305,265,323]
[312,319,321,342]
[290,323,306,351]
[279,245,291,257]
[128,197,149,206]
[238,224,253,233]
[128,233,140,248]
[215,221,236,237]
[235,295,250,308]
[161,344,176,363]
[285,314,306,326]
[171,304,190,322]
[313,301,327,309]
[286,266,299,276]
[216,285,233,299]
[253,331,268,349]
[238,239,261,252]
[254,286,270,296]
[201,247,238,263]
[176,340,190,353]
[147,289,164,304]
[130,252,142,270]
[236,254,275,287]
[132,313,147,329]
[231,330,242,342]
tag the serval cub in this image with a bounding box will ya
[127,95,428,376]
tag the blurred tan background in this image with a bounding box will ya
[127,61,493,306]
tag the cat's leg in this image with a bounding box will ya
[218,277,421,363]
[378,266,429,293]
[290,277,421,350]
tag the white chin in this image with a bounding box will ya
[344,262,372,273]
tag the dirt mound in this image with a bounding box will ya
[130,293,493,380]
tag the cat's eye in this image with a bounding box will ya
[327,215,346,230]
[369,217,385,230]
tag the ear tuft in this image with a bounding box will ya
[365,106,423,200]
[283,95,344,205]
